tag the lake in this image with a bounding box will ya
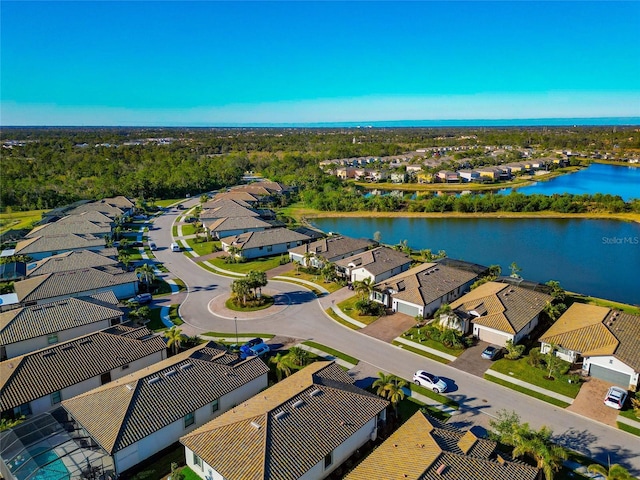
[500,163,640,201]
[311,216,640,305]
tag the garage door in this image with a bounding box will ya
[395,301,420,317]
[589,364,630,388]
[476,327,509,347]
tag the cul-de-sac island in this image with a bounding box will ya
[1,127,639,480]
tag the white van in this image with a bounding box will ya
[170,242,181,252]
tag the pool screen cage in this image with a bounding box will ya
[0,408,113,480]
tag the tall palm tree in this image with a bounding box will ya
[353,277,374,301]
[512,426,567,480]
[287,346,310,367]
[587,463,632,480]
[270,352,295,381]
[372,372,405,416]
[164,326,183,356]
[135,263,156,292]
[302,251,314,268]
[231,278,251,306]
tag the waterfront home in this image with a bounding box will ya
[221,228,310,260]
[476,166,504,181]
[372,262,478,319]
[449,281,551,346]
[437,170,460,183]
[207,216,273,240]
[61,342,269,475]
[335,246,411,284]
[345,411,539,480]
[539,303,640,390]
[13,234,107,261]
[200,200,261,224]
[289,235,375,268]
[0,291,123,360]
[25,249,119,277]
[11,266,138,308]
[458,169,481,182]
[389,171,407,183]
[181,361,388,480]
[1,325,166,419]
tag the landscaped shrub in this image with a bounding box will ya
[355,299,386,316]
[528,347,544,367]
[504,339,525,360]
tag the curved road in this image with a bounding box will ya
[149,200,640,475]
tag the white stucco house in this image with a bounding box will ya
[335,247,411,284]
[221,228,310,260]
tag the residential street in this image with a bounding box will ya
[149,201,640,475]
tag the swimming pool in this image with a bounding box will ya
[21,447,69,480]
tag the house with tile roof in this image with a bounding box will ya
[373,263,479,319]
[13,234,107,261]
[288,235,375,267]
[1,325,166,419]
[62,342,269,474]
[181,361,388,480]
[65,201,129,220]
[212,191,262,205]
[0,291,123,360]
[25,217,112,239]
[539,303,640,390]
[207,216,273,240]
[200,200,261,224]
[11,266,138,308]
[345,411,540,480]
[221,228,310,260]
[449,281,551,346]
[25,249,119,277]
[336,246,412,284]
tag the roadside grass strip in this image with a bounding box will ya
[618,408,640,422]
[391,340,451,364]
[408,383,459,411]
[272,275,329,295]
[198,260,245,277]
[300,341,359,365]
[617,422,640,437]
[484,374,571,408]
[325,308,360,330]
[394,336,458,361]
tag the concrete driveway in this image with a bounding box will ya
[359,312,415,343]
[448,341,496,377]
[567,377,621,426]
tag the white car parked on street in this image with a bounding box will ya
[413,370,448,393]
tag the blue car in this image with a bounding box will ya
[239,338,264,355]
[248,343,270,357]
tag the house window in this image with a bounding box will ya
[101,372,112,385]
[267,246,273,252]
[14,403,32,417]
[51,391,62,405]
[324,452,333,469]
[192,453,203,469]
[184,412,195,428]
[211,399,219,413]
[48,333,59,345]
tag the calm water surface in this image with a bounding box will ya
[500,163,640,200]
[311,217,640,305]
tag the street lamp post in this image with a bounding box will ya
[234,316,238,345]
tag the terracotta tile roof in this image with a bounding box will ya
[14,267,137,304]
[62,342,269,454]
[346,412,538,480]
[376,263,478,307]
[181,361,388,480]
[14,234,106,256]
[207,216,273,233]
[222,228,310,250]
[26,219,111,238]
[0,325,165,411]
[450,282,551,335]
[0,292,122,346]
[288,236,375,262]
[336,247,411,276]
[26,250,118,277]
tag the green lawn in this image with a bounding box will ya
[566,292,640,315]
[391,340,450,364]
[208,256,283,274]
[177,466,202,480]
[618,407,640,421]
[185,238,218,257]
[301,341,359,365]
[155,198,184,208]
[400,326,466,357]
[279,270,344,293]
[397,396,451,423]
[0,209,47,234]
[172,225,178,237]
[201,331,275,340]
[489,356,582,398]
[409,383,459,409]
[168,304,183,325]
[618,422,640,437]
[325,308,359,330]
[145,308,168,331]
[225,295,275,312]
[181,224,196,236]
[120,247,142,261]
[337,295,381,325]
[484,375,571,408]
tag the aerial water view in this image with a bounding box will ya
[1,2,640,480]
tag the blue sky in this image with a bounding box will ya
[1,1,639,125]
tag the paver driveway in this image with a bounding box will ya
[448,341,496,377]
[567,377,621,426]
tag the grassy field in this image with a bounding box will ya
[489,356,581,398]
[0,209,47,234]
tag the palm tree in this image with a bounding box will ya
[372,372,396,397]
[302,251,314,268]
[287,346,310,367]
[135,263,156,292]
[270,352,295,381]
[587,462,633,480]
[164,326,183,356]
[231,278,251,306]
[372,372,406,416]
[227,245,241,263]
[512,426,567,480]
[353,277,374,301]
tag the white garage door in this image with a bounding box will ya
[476,327,509,346]
[589,364,631,388]
[395,301,420,317]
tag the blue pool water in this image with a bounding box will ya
[22,447,69,480]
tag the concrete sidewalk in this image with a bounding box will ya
[485,369,575,405]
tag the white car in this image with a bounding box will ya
[170,242,181,252]
[603,386,628,410]
[413,370,448,393]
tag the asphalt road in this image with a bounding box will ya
[149,199,640,475]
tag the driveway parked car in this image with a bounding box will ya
[413,370,448,393]
[248,343,270,357]
[604,386,628,410]
[481,345,503,360]
[240,338,265,354]
[129,293,152,306]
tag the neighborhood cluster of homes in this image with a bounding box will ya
[1,189,638,480]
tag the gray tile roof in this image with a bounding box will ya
[0,292,122,346]
[208,216,273,233]
[376,263,478,307]
[181,361,388,480]
[604,311,640,371]
[346,412,538,480]
[15,234,106,256]
[288,236,375,262]
[26,250,118,277]
[200,201,260,222]
[1,325,166,411]
[14,267,137,303]
[222,228,310,251]
[26,219,112,238]
[65,202,126,218]
[62,342,270,454]
[336,247,411,276]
